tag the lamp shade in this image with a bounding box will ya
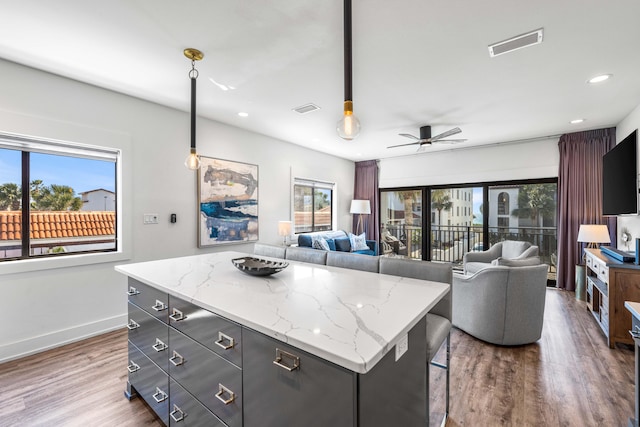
[350,199,371,215]
[577,224,611,244]
[278,221,292,236]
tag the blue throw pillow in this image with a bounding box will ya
[334,237,351,252]
[298,235,313,247]
[325,238,336,251]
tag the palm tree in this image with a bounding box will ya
[511,184,555,226]
[431,189,453,250]
[0,183,21,210]
[32,184,82,211]
[398,190,419,257]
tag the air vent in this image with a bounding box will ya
[292,103,321,114]
[488,28,544,57]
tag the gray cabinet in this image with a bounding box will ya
[169,379,226,427]
[169,328,242,427]
[128,343,169,425]
[243,328,356,427]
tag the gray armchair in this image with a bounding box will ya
[452,264,549,346]
[463,240,539,274]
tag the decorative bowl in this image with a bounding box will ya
[231,256,289,276]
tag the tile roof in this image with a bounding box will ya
[0,211,115,241]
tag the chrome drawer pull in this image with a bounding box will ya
[169,350,184,366]
[126,286,140,296]
[169,308,185,322]
[170,404,186,422]
[152,387,168,403]
[273,348,300,372]
[152,338,167,352]
[127,360,140,373]
[126,319,140,330]
[215,331,235,350]
[215,383,236,405]
[152,299,167,312]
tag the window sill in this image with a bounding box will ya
[0,250,131,276]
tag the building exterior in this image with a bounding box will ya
[80,189,115,212]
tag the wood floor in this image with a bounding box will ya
[0,289,635,427]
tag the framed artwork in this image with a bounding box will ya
[198,156,258,247]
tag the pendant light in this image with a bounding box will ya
[336,0,361,140]
[184,48,204,170]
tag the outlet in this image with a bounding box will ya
[395,333,409,362]
[143,213,159,224]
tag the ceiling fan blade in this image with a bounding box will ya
[398,133,419,140]
[433,138,467,144]
[387,141,422,148]
[430,127,462,141]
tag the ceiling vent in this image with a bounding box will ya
[488,28,544,57]
[292,103,321,114]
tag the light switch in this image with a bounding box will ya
[143,214,159,224]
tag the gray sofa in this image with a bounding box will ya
[452,263,549,346]
[463,240,540,274]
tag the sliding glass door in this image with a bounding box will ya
[380,179,557,282]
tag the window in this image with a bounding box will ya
[0,134,119,261]
[497,192,509,215]
[293,178,334,233]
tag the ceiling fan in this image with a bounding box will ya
[388,125,466,151]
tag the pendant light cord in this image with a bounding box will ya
[190,60,198,151]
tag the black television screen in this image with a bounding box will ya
[602,130,638,215]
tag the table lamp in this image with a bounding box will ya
[577,224,611,249]
[350,200,371,235]
[278,221,292,246]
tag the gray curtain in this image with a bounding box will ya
[353,160,379,243]
[557,128,617,290]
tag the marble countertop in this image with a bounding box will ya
[115,251,449,374]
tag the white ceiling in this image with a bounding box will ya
[1,0,640,161]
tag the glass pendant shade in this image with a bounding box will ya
[184,148,200,170]
[337,101,360,140]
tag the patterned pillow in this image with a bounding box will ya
[348,233,370,251]
[312,236,331,251]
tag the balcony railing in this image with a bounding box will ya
[384,224,557,275]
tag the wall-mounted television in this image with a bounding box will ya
[602,129,638,215]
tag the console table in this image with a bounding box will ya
[116,251,449,426]
[625,301,640,427]
[585,248,640,348]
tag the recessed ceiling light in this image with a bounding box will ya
[570,119,585,124]
[587,74,612,84]
[238,112,249,117]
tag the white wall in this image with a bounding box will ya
[614,103,640,251]
[0,59,354,362]
[379,138,559,188]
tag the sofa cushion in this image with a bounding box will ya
[501,240,530,259]
[334,237,351,252]
[491,256,541,267]
[349,233,370,251]
[312,236,330,251]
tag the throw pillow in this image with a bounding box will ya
[325,238,336,251]
[349,232,370,251]
[312,236,331,251]
[334,237,351,252]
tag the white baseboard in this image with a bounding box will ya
[0,313,127,364]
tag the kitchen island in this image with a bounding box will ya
[116,251,449,426]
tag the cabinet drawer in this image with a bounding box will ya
[585,256,593,269]
[127,278,169,323]
[169,328,242,427]
[128,342,169,426]
[127,302,169,373]
[169,379,226,427]
[169,295,242,367]
[242,327,355,427]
